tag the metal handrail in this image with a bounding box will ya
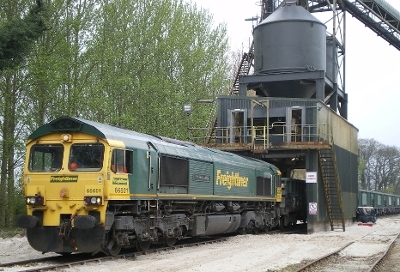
[189,123,333,148]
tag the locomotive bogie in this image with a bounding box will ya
[26,225,105,253]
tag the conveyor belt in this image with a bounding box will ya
[338,0,400,50]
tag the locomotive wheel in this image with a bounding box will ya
[165,237,177,247]
[137,240,151,251]
[237,228,246,235]
[108,245,121,256]
[107,239,122,256]
[279,217,285,230]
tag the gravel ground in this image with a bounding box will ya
[1,215,400,272]
[376,235,400,272]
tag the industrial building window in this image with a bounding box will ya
[256,176,272,196]
[160,155,188,187]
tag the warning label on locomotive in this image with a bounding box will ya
[276,187,282,202]
[50,176,78,182]
[216,170,248,190]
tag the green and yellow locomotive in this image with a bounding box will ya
[17,116,299,256]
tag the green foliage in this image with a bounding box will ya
[0,0,232,229]
[358,157,367,188]
[382,184,395,194]
[83,0,230,138]
[0,228,25,238]
[0,0,48,71]
[14,177,27,217]
[0,0,50,229]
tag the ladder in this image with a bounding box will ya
[230,47,254,95]
[318,147,345,231]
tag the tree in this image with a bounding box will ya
[373,146,400,192]
[358,139,381,190]
[24,0,98,127]
[0,0,231,229]
[0,0,48,228]
[358,139,400,195]
[83,0,230,138]
[0,0,48,71]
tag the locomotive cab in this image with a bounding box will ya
[17,132,110,254]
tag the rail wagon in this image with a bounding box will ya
[358,189,400,218]
[16,116,303,256]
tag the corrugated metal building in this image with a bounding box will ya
[199,2,359,232]
[203,96,358,232]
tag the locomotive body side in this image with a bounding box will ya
[17,116,295,256]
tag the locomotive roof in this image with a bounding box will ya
[28,116,279,171]
[28,116,178,147]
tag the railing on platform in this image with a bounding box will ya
[189,123,333,149]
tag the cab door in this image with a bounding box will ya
[127,145,158,197]
[146,148,158,195]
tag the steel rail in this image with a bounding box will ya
[295,222,400,271]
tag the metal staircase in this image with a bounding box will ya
[230,45,254,95]
[318,147,346,231]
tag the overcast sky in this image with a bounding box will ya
[194,0,400,147]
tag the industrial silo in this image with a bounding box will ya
[252,2,327,98]
[326,35,338,83]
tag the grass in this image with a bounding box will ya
[0,228,26,238]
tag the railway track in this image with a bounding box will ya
[0,224,307,271]
[375,234,400,272]
[0,236,228,272]
[295,220,400,272]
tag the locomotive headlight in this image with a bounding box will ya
[84,196,102,205]
[26,196,44,206]
[61,134,72,142]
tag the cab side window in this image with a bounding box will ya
[111,149,132,174]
